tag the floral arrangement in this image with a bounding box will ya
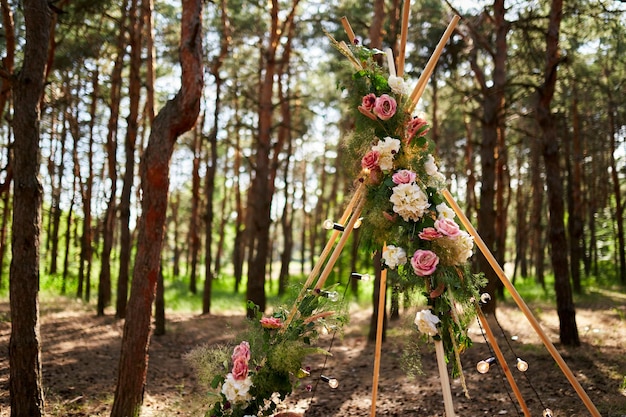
[187,296,347,417]
[327,31,486,381]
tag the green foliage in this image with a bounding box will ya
[187,292,347,417]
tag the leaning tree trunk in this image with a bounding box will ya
[536,0,579,347]
[109,0,203,415]
[9,1,50,416]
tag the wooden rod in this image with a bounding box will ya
[434,339,456,417]
[315,192,366,290]
[341,16,356,44]
[442,189,602,417]
[476,306,531,416]
[370,248,387,417]
[397,0,411,77]
[408,15,460,113]
[283,183,365,329]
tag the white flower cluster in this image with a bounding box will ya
[372,136,401,171]
[389,182,430,222]
[221,373,253,404]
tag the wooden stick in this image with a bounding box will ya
[476,306,531,416]
[315,192,367,290]
[434,339,456,417]
[283,183,365,329]
[442,189,602,417]
[370,246,387,417]
[397,0,411,77]
[408,15,460,112]
[341,16,356,44]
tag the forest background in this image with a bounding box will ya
[0,0,625,416]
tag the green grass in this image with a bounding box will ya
[1,258,624,318]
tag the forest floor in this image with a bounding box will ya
[1,288,626,417]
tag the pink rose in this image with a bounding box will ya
[406,116,430,143]
[231,355,249,380]
[260,316,283,329]
[232,341,250,361]
[418,227,442,241]
[361,150,380,171]
[392,169,417,184]
[411,249,439,276]
[360,93,377,111]
[434,218,461,238]
[373,94,397,120]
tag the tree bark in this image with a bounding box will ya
[467,0,509,315]
[536,0,579,346]
[9,1,51,416]
[0,0,15,288]
[607,85,625,283]
[109,0,203,414]
[246,0,300,316]
[567,84,584,293]
[117,0,144,318]
[98,0,128,316]
[188,124,201,295]
[203,0,230,313]
[47,112,64,275]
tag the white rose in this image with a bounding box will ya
[388,75,407,95]
[382,245,407,269]
[436,203,455,220]
[414,309,440,336]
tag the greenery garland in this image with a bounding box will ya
[328,31,486,383]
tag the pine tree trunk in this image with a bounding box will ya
[189,127,201,295]
[48,117,64,275]
[0,0,14,288]
[62,197,74,295]
[607,90,626,283]
[204,0,229,312]
[203,122,217,313]
[9,1,50,416]
[468,0,508,315]
[529,137,546,288]
[567,86,584,293]
[154,264,165,336]
[99,0,128,316]
[117,0,144,318]
[536,0,579,347]
[109,0,202,414]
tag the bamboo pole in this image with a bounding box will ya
[283,183,365,329]
[315,192,367,290]
[442,189,602,417]
[370,247,388,417]
[434,340,456,417]
[396,0,411,77]
[341,16,356,44]
[475,306,531,416]
[408,15,460,113]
